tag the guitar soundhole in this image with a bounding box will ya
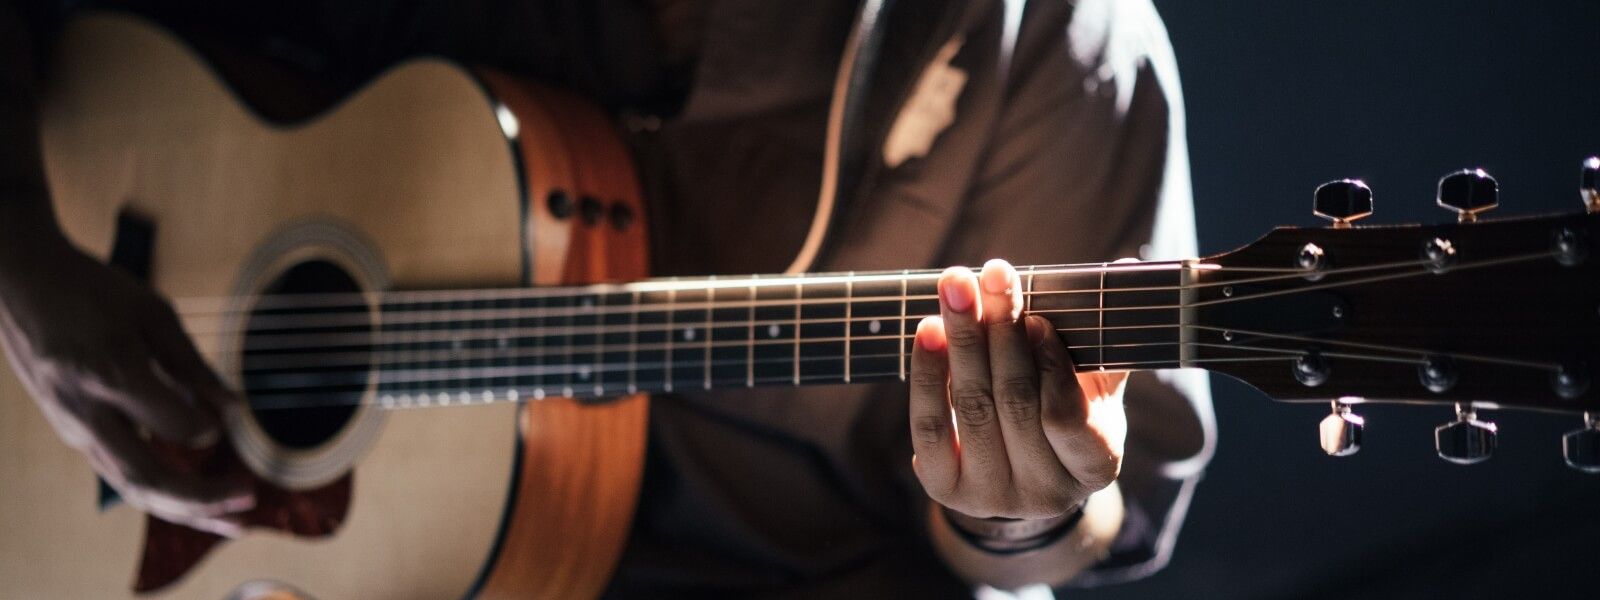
[240,260,371,450]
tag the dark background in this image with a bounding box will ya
[1081,1,1600,598]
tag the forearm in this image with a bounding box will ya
[929,482,1124,591]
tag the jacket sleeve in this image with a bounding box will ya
[937,0,1217,586]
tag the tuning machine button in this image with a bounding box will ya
[1313,180,1374,228]
[1563,412,1600,473]
[1435,403,1497,464]
[1437,169,1498,222]
[1582,157,1599,213]
[1319,400,1364,456]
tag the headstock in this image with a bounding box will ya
[1197,158,1600,470]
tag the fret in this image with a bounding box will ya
[545,294,575,396]
[628,290,640,394]
[899,271,908,381]
[634,290,671,394]
[599,291,633,396]
[746,278,757,387]
[703,283,715,389]
[843,276,853,383]
[518,294,545,398]
[753,283,798,385]
[798,281,847,384]
[849,277,906,383]
[1101,265,1184,369]
[710,284,752,388]
[669,287,709,392]
[568,294,600,395]
[1027,270,1106,368]
[664,287,676,392]
[792,283,801,385]
[492,293,514,398]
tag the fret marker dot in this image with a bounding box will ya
[533,388,546,400]
[437,393,450,404]
[869,319,881,334]
[683,328,696,341]
[481,390,493,402]
[768,324,781,338]
[458,392,470,404]
[509,389,519,401]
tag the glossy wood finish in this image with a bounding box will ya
[1199,212,1600,413]
[471,72,650,600]
[10,14,525,598]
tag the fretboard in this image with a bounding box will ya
[239,263,1192,409]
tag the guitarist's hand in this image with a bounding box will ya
[910,259,1128,520]
[0,216,254,537]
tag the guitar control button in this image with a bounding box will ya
[1320,400,1364,456]
[1435,403,1497,464]
[1312,179,1373,228]
[1562,412,1600,473]
[1437,169,1498,222]
[1581,157,1599,213]
[610,202,635,231]
[548,189,575,219]
[580,196,605,225]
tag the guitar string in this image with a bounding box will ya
[172,255,1444,333]
[186,250,1555,357]
[243,351,1304,411]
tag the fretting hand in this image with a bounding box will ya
[909,259,1128,520]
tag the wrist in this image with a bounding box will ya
[940,501,1085,554]
[928,484,1125,590]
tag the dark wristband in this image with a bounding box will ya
[941,501,1087,554]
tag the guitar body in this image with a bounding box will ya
[0,14,647,599]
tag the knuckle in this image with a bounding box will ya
[910,367,947,390]
[943,324,985,349]
[949,387,995,427]
[912,415,950,446]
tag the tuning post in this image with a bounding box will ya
[1562,412,1600,473]
[1293,350,1330,387]
[1552,361,1591,400]
[1421,237,1457,274]
[1582,157,1599,213]
[1313,179,1374,228]
[1437,169,1498,223]
[1418,355,1457,393]
[1319,399,1364,456]
[1552,227,1589,267]
[1296,243,1326,280]
[1435,403,1497,464]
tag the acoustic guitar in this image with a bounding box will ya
[4,13,1599,599]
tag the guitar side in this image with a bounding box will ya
[1,14,646,599]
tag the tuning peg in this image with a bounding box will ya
[1437,168,1498,222]
[1319,400,1364,456]
[1581,157,1599,213]
[1563,412,1600,473]
[1313,179,1374,228]
[1435,403,1497,464]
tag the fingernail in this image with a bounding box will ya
[940,272,974,313]
[916,318,946,352]
[980,259,1013,294]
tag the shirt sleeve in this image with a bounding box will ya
[936,0,1216,586]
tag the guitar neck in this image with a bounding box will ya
[239,261,1199,409]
